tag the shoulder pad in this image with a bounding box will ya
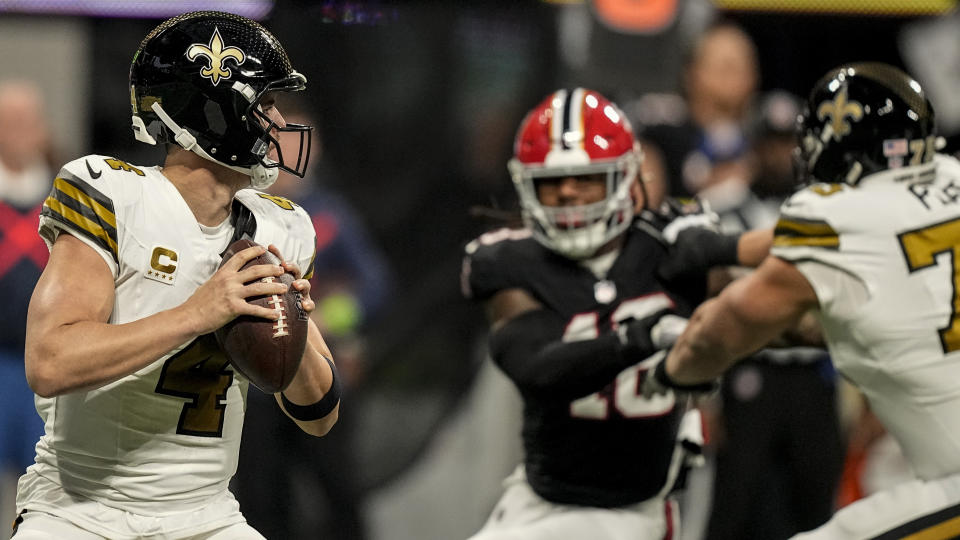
[234,189,316,277]
[772,183,847,259]
[63,155,149,183]
[935,153,960,176]
[40,154,134,264]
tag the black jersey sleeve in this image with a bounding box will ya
[461,228,533,300]
[489,309,656,400]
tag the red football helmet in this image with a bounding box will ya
[508,88,642,259]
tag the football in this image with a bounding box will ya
[214,238,308,393]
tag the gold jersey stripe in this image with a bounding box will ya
[53,177,117,230]
[775,216,838,238]
[773,235,839,249]
[43,196,119,257]
[303,245,317,281]
[873,502,960,539]
[901,515,960,540]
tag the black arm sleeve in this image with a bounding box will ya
[488,309,652,400]
[657,229,741,308]
[658,228,741,282]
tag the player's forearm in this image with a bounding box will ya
[666,256,819,385]
[489,308,641,399]
[25,307,203,397]
[665,275,794,384]
[737,227,773,268]
[523,335,642,399]
[283,346,334,405]
[663,298,744,385]
[278,320,339,436]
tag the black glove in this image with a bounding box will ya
[617,310,689,361]
[659,227,741,281]
[641,348,719,399]
[639,197,740,283]
[637,197,715,242]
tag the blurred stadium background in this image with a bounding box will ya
[2,1,958,539]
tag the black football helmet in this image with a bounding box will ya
[796,62,936,186]
[130,11,311,189]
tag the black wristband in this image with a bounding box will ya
[653,352,718,393]
[281,355,341,421]
[705,232,741,267]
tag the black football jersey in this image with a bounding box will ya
[462,223,705,507]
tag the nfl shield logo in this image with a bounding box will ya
[594,280,617,304]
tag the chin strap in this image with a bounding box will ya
[149,102,199,151]
[140,103,278,189]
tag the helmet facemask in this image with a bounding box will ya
[509,151,640,259]
[242,76,313,187]
[508,88,643,260]
[792,109,826,186]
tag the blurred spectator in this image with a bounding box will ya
[0,79,52,525]
[638,20,758,197]
[698,91,844,540]
[699,90,796,230]
[232,98,393,540]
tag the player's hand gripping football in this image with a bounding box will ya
[180,243,311,335]
[267,243,315,315]
[212,241,314,393]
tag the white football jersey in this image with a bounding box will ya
[772,154,960,481]
[19,154,316,516]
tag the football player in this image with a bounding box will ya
[644,63,960,539]
[13,11,340,540]
[461,88,770,539]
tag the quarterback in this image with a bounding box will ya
[646,63,960,539]
[13,11,340,540]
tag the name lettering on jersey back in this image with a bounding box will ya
[909,179,960,210]
[147,246,179,285]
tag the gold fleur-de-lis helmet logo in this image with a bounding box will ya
[186,27,245,86]
[816,85,864,141]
